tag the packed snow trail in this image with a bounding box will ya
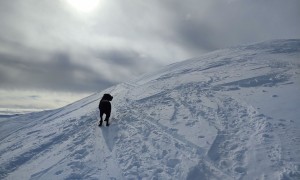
[0,39,300,179]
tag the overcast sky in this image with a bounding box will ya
[0,0,299,113]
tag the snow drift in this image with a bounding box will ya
[0,39,299,180]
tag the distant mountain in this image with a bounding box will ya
[0,114,20,118]
[0,39,299,180]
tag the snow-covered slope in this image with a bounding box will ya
[1,39,299,180]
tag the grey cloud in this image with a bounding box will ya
[153,0,300,55]
[97,49,142,66]
[0,51,114,93]
[0,0,299,95]
[0,44,161,93]
[94,48,161,75]
[175,21,219,51]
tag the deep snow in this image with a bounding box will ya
[0,39,299,180]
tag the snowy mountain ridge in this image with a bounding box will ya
[0,39,300,179]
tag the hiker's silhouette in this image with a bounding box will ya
[98,94,113,126]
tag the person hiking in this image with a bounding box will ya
[98,93,113,126]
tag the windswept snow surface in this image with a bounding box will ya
[1,39,300,180]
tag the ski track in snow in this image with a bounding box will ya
[0,39,300,179]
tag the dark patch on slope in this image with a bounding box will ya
[218,73,290,89]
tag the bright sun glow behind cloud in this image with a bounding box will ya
[65,0,101,13]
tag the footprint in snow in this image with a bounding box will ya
[166,159,181,168]
[26,130,41,135]
[55,170,63,175]
[234,166,246,174]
